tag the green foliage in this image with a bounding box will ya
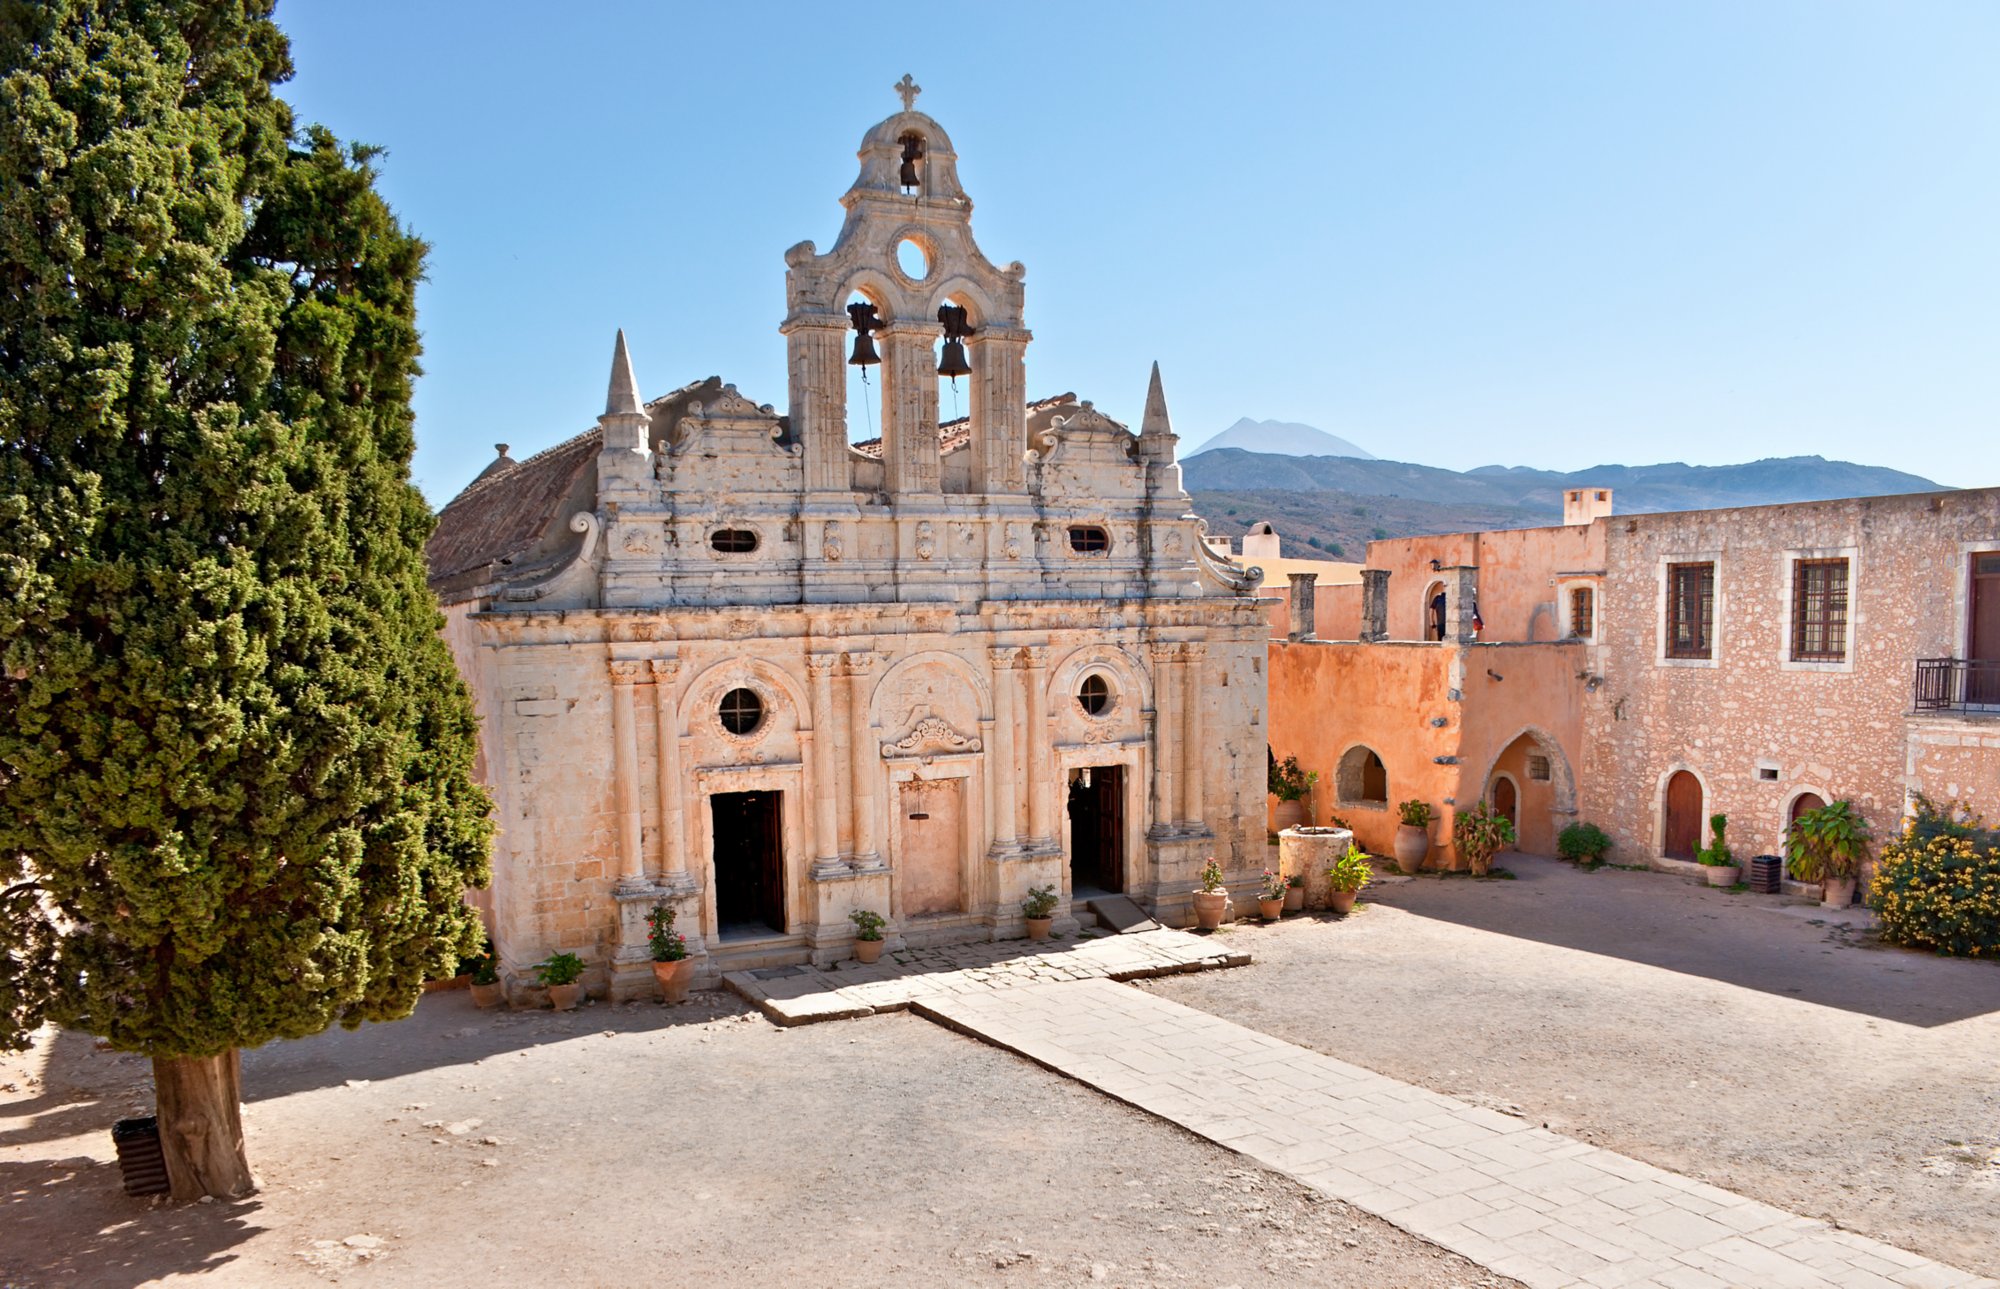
[1260,869,1288,901]
[1696,814,1735,867]
[469,943,499,988]
[1198,859,1225,893]
[1451,801,1516,877]
[0,4,491,1057]
[849,909,886,941]
[1397,799,1434,828]
[534,952,584,988]
[1268,755,1316,803]
[1370,527,1389,541]
[646,905,687,963]
[1557,822,1612,864]
[1327,543,1345,559]
[1869,799,2000,957]
[1021,884,1058,920]
[1787,800,1872,882]
[1325,845,1374,894]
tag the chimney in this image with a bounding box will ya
[1563,488,1614,526]
[1287,572,1318,642]
[1242,522,1281,562]
[1360,569,1390,642]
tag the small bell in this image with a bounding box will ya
[937,337,971,380]
[899,134,924,192]
[847,300,882,367]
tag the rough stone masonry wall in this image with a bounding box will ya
[1580,490,2000,870]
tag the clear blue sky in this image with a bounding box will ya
[278,1,2000,505]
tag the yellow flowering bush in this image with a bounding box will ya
[1868,797,2000,958]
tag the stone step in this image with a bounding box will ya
[1084,894,1161,934]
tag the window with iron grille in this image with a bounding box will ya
[1068,525,1109,554]
[1528,755,1551,782]
[1569,587,1594,639]
[1791,558,1849,661]
[1665,562,1714,659]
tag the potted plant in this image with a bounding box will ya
[469,941,504,1009]
[1788,799,1871,907]
[1191,858,1230,930]
[1451,800,1516,877]
[1283,873,1306,913]
[647,903,696,1003]
[1695,814,1739,887]
[1269,755,1317,832]
[1022,884,1058,941]
[534,951,585,1011]
[1325,844,1374,914]
[850,908,887,963]
[1557,821,1612,867]
[1394,800,1434,874]
[1257,869,1287,921]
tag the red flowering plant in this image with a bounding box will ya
[1260,869,1289,901]
[646,904,688,962]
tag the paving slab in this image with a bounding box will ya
[916,979,1995,1289]
[721,926,1248,1025]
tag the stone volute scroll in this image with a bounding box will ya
[881,706,983,763]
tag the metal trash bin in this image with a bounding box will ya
[112,1116,170,1196]
[1748,855,1784,894]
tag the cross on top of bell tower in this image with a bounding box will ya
[894,74,921,112]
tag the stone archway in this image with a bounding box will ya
[1476,727,1577,856]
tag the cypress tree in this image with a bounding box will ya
[0,1,492,1199]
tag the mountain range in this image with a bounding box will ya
[1186,418,1375,460]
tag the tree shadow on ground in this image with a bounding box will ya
[0,1152,260,1288]
[1364,853,2000,1027]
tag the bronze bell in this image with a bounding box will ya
[937,337,971,380]
[899,134,923,192]
[847,300,882,367]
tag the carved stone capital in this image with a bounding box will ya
[648,657,681,682]
[843,650,879,675]
[1179,643,1208,663]
[807,651,843,674]
[987,645,1019,668]
[608,659,652,685]
[1149,642,1181,663]
[1018,645,1049,670]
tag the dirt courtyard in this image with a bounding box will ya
[2,987,1507,1289]
[1144,853,2000,1279]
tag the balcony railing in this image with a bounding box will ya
[1914,658,2000,714]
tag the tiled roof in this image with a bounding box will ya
[849,392,1077,459]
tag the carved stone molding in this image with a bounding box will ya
[806,651,843,674]
[608,659,653,685]
[648,657,681,682]
[880,707,982,759]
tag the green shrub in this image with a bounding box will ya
[1557,822,1612,864]
[1452,800,1516,877]
[1326,845,1374,894]
[1022,884,1059,920]
[1397,799,1434,828]
[1696,814,1735,867]
[1787,800,1871,882]
[849,908,886,941]
[1268,754,1316,803]
[1869,799,2000,957]
[534,952,585,987]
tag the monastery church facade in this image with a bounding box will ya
[428,85,1270,1000]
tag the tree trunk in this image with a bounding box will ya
[152,1050,255,1201]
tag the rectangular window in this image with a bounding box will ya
[1791,558,1849,661]
[1569,587,1594,639]
[1666,562,1715,660]
[1528,755,1551,782]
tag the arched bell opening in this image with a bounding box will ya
[843,287,888,447]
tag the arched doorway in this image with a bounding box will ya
[1423,581,1447,641]
[1663,771,1703,860]
[1789,792,1825,828]
[1491,776,1519,849]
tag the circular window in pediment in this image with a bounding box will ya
[1078,673,1111,717]
[896,237,930,281]
[720,687,764,736]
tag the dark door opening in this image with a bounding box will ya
[1663,771,1701,860]
[1492,776,1518,849]
[1972,553,2000,704]
[1067,765,1124,895]
[712,790,784,938]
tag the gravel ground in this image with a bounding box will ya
[1139,853,2000,1279]
[1,989,1514,1289]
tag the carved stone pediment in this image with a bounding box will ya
[669,385,795,458]
[880,706,982,760]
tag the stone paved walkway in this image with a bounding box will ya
[722,928,1250,1025]
[917,979,1994,1289]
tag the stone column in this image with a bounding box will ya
[1451,566,1481,643]
[845,650,881,866]
[1150,642,1179,832]
[1022,645,1052,846]
[1180,645,1207,830]
[988,646,1019,852]
[878,323,940,495]
[649,657,689,888]
[1359,569,1390,642]
[1287,572,1318,641]
[807,652,844,876]
[784,316,851,493]
[608,660,651,889]
[971,331,1028,493]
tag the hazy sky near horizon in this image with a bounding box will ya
[277,1,1999,504]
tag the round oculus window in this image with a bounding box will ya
[1078,674,1111,716]
[719,687,764,736]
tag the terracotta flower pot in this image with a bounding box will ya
[1257,897,1284,921]
[1282,885,1305,912]
[1703,864,1740,888]
[855,938,885,964]
[1026,916,1052,941]
[1393,825,1430,874]
[1270,798,1308,832]
[469,981,504,1010]
[547,982,581,1012]
[1329,890,1358,915]
[1821,877,1857,908]
[1191,889,1229,930]
[652,957,696,1004]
